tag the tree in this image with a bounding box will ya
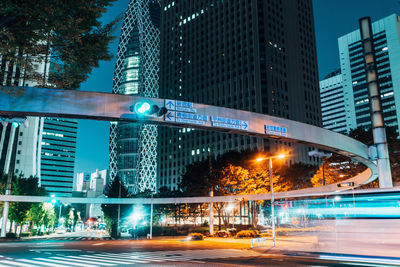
[101,176,130,237]
[8,175,45,236]
[26,203,44,235]
[0,0,120,89]
[180,149,316,228]
[42,202,56,231]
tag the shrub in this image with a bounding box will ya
[5,232,16,238]
[188,233,204,240]
[19,232,30,237]
[235,230,260,238]
[215,230,229,238]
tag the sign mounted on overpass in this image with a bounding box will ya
[211,116,248,130]
[164,99,249,130]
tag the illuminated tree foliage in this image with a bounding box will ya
[0,0,120,88]
[8,175,46,236]
[180,149,316,228]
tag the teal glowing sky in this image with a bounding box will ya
[74,0,400,177]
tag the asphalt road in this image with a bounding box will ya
[0,237,398,266]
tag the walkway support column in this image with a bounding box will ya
[359,17,393,188]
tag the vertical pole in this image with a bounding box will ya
[359,17,393,188]
[208,147,214,236]
[1,174,12,237]
[270,158,276,247]
[59,205,62,226]
[322,159,325,186]
[209,189,214,236]
[149,194,153,239]
[117,181,121,238]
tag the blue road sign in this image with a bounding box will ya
[165,111,176,122]
[165,99,176,110]
[241,121,248,130]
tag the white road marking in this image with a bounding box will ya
[37,257,96,267]
[58,256,114,266]
[29,249,82,252]
[92,242,105,246]
[16,258,66,267]
[0,260,33,267]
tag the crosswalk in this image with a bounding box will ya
[0,249,261,266]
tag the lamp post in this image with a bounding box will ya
[256,153,286,247]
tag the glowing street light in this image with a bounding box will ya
[255,153,287,247]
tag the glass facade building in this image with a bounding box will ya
[40,118,77,196]
[320,73,348,133]
[158,0,321,190]
[321,14,400,134]
[114,27,141,189]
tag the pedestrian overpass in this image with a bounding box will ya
[0,85,382,204]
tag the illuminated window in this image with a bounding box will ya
[126,56,139,68]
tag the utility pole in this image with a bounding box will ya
[117,180,121,238]
[208,147,214,236]
[1,174,12,237]
[269,158,276,247]
[149,193,153,239]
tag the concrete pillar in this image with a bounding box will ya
[359,17,393,188]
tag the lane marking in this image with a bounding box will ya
[17,259,65,267]
[51,257,102,267]
[92,242,105,246]
[79,255,151,264]
[37,257,95,267]
[29,249,81,252]
[0,260,33,267]
[60,256,114,266]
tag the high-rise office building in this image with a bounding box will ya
[158,0,321,190]
[0,53,77,197]
[109,0,160,193]
[320,14,400,134]
[39,118,77,197]
[319,72,348,133]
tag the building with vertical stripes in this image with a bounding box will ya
[320,14,400,134]
[158,0,321,190]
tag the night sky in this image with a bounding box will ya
[74,0,399,177]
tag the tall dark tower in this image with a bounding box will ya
[158,0,321,190]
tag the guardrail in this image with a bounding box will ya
[250,237,267,248]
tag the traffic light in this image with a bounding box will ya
[50,194,56,204]
[131,102,168,117]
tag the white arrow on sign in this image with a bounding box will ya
[241,121,248,130]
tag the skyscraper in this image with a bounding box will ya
[0,52,77,197]
[319,72,348,133]
[320,14,400,134]
[109,0,160,193]
[158,0,321,190]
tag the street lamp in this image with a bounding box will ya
[256,153,286,247]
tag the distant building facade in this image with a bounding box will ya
[74,169,109,219]
[320,14,400,134]
[320,74,348,133]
